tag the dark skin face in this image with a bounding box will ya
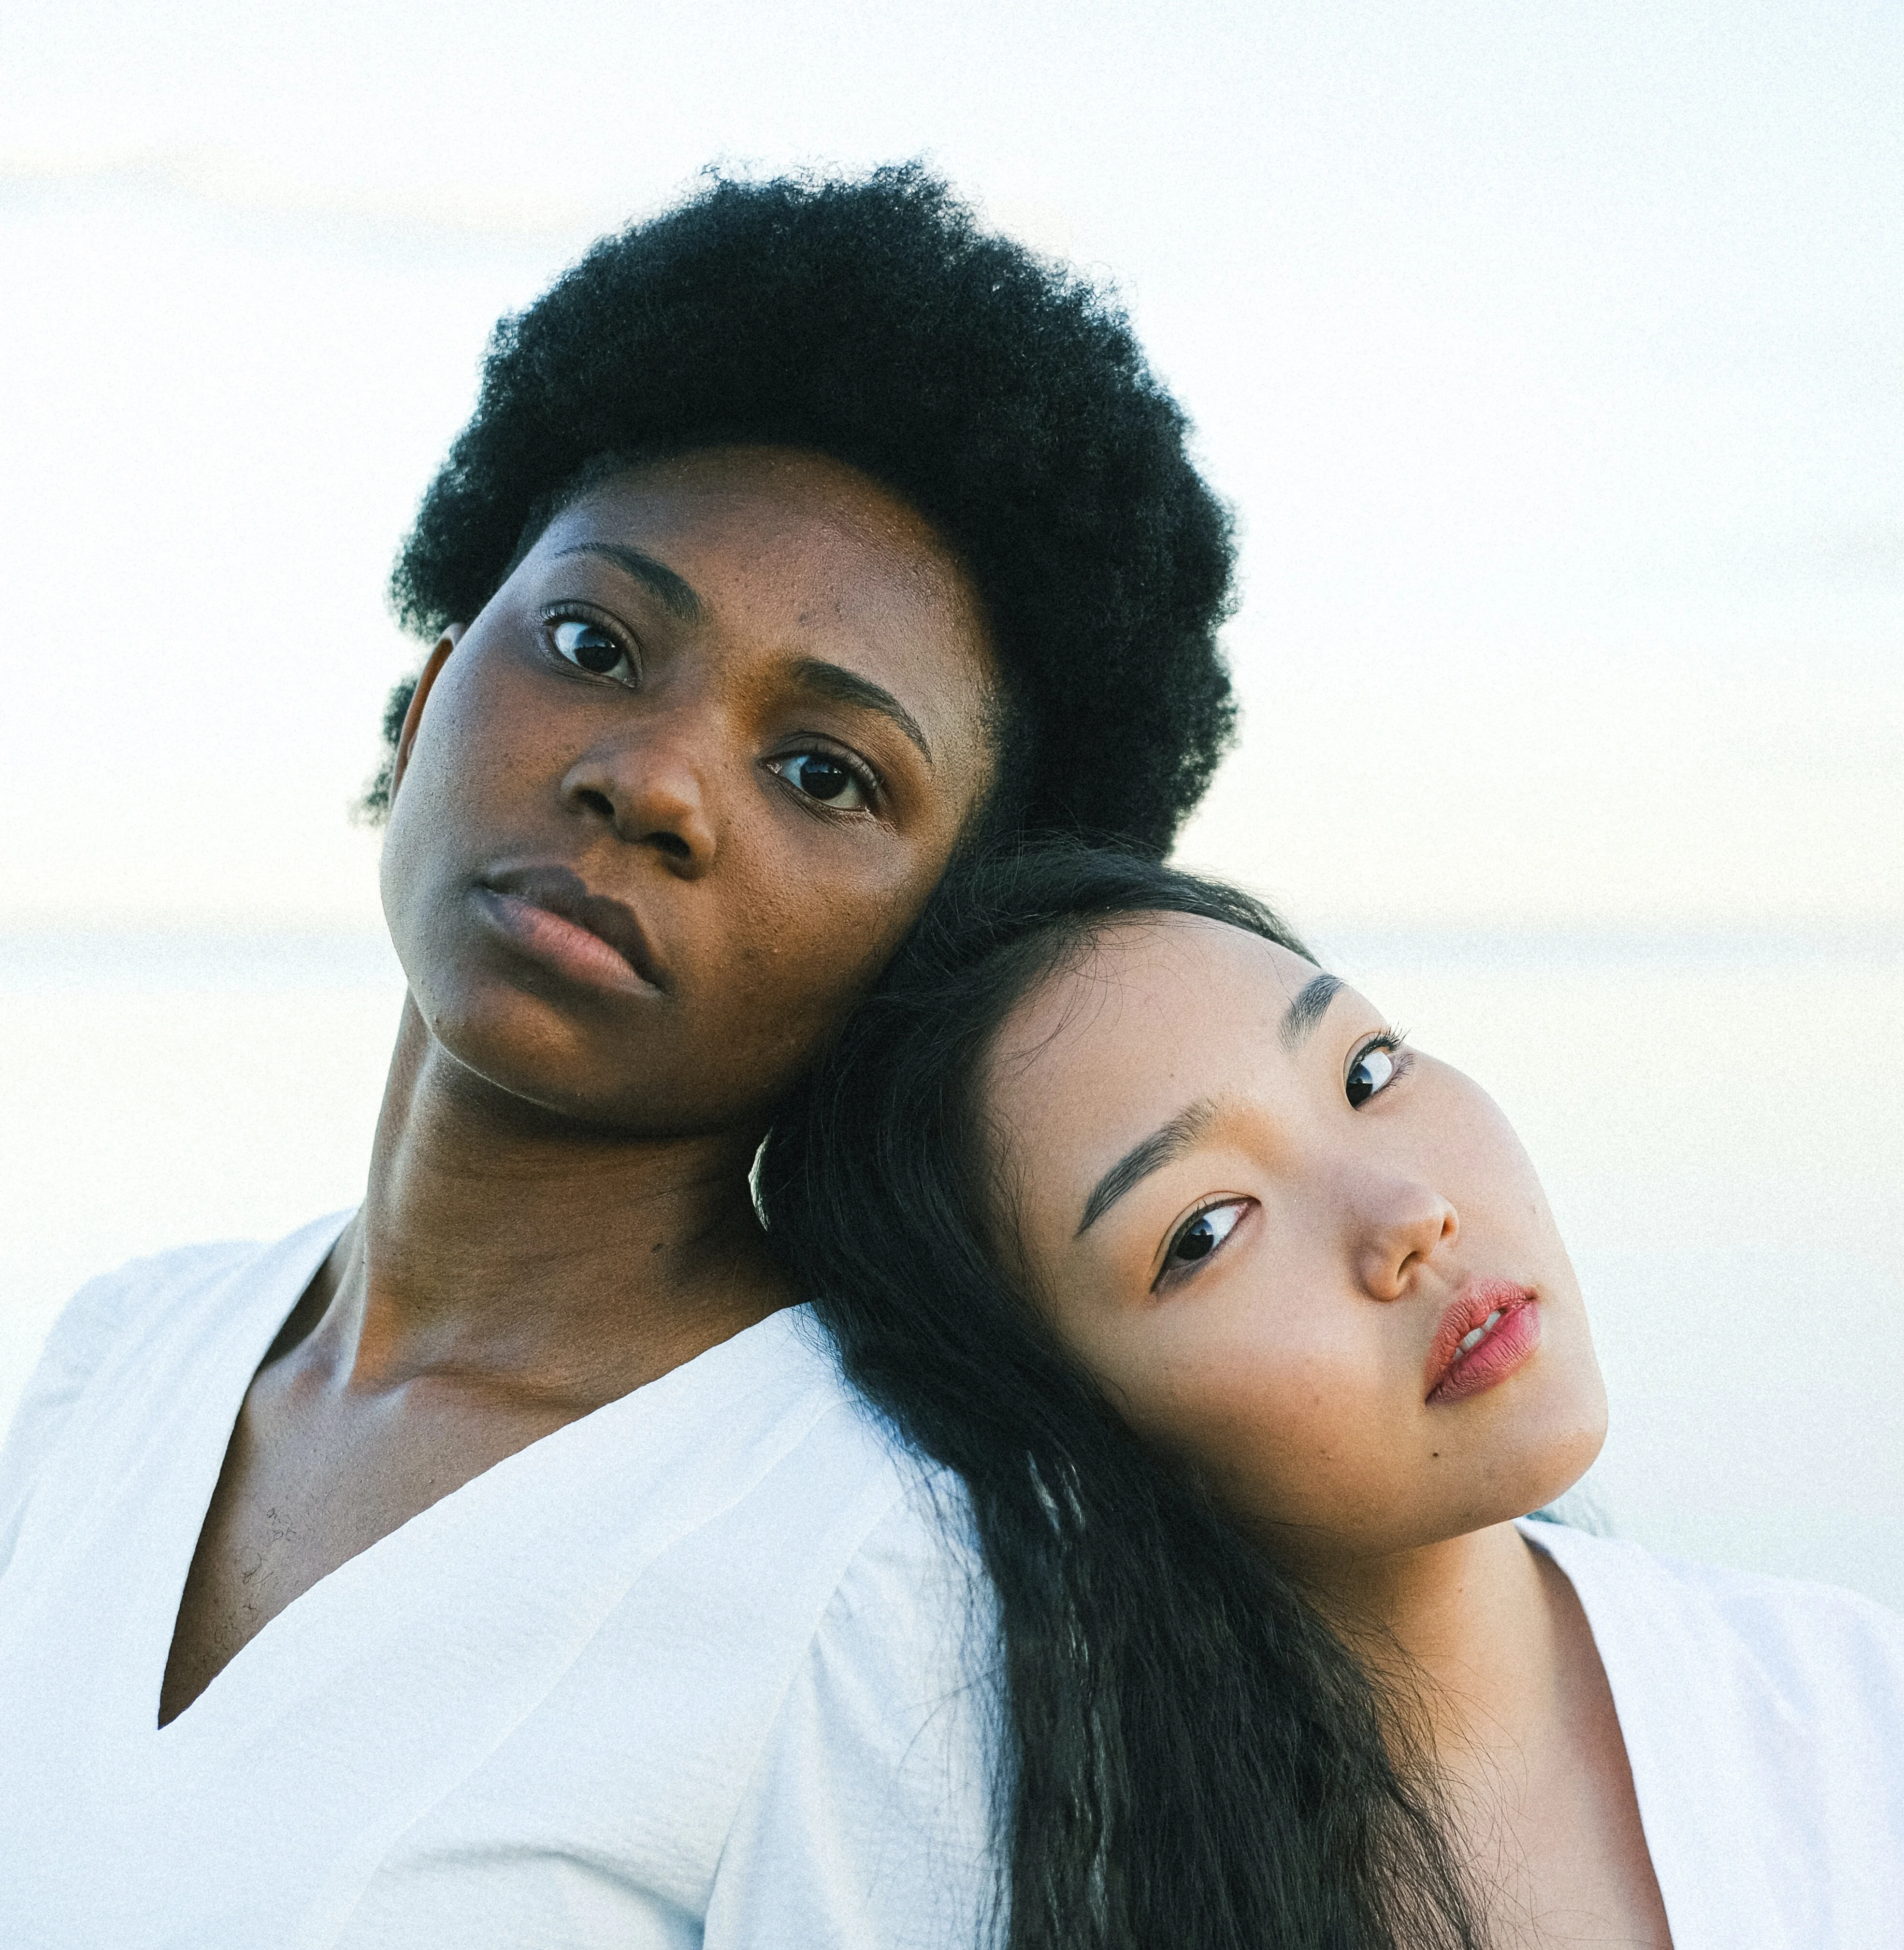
[382,445,1002,1135]
[159,446,1002,1726]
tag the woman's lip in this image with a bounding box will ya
[1424,1280,1540,1404]
[476,888,662,997]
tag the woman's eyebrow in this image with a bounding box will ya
[551,542,704,622]
[1076,1099,1216,1237]
[1280,971,1342,1050]
[789,658,933,763]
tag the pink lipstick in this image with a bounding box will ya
[1424,1280,1540,1405]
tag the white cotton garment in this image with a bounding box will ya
[0,1214,1004,1950]
[1517,1514,1904,1948]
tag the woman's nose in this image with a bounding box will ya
[1353,1176,1459,1301]
[560,730,718,876]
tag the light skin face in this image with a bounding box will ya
[983,914,1608,1577]
[983,918,1677,1947]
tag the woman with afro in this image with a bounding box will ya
[0,167,1237,1947]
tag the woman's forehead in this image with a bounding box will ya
[544,446,977,596]
[991,916,1324,1094]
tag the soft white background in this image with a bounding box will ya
[1,2,1899,1599]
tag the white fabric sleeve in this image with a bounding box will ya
[0,1241,253,1574]
[704,1483,1008,1950]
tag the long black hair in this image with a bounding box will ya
[758,843,1486,1950]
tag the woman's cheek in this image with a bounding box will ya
[1134,1337,1316,1493]
[1168,1324,1410,1537]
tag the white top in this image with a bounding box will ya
[0,1214,1002,1950]
[5,1219,1898,1950]
[1518,1515,1904,1947]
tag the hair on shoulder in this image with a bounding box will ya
[760,842,1487,1950]
[371,165,1237,852]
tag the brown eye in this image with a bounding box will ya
[1162,1200,1247,1274]
[1346,1043,1399,1107]
[550,617,635,684]
[767,751,872,812]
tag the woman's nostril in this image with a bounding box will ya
[566,785,700,864]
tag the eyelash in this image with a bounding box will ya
[542,603,638,663]
[1154,1198,1249,1291]
[1347,1027,1415,1103]
[1150,1027,1413,1289]
[771,741,886,815]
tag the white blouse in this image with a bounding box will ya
[0,1214,1002,1950]
[7,1210,1898,1950]
[1519,1514,1904,1947]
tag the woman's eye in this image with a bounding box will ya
[550,617,636,683]
[1345,1042,1399,1108]
[768,751,871,812]
[1162,1200,1248,1275]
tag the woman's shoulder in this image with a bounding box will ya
[5,1234,269,1444]
[0,1216,350,1562]
[699,1309,993,1687]
[562,1301,981,1641]
[1652,1538,1904,1703]
[728,1307,982,1573]
[1519,1515,1904,1937]
[31,1234,272,1364]
[1518,1511,1904,1692]
[709,1330,1001,1948]
[16,1215,347,1399]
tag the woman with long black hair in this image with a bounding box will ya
[760,843,1904,1950]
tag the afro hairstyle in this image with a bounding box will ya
[375,164,1237,854]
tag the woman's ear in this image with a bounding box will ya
[388,625,464,805]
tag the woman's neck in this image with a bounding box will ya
[1306,1520,1569,1775]
[298,999,792,1415]
[1306,1523,1672,1949]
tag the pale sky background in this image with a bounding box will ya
[1,0,1897,933]
[1,3,1901,1600]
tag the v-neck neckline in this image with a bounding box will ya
[148,1215,801,1742]
[151,1210,352,1738]
[1515,1515,1797,1946]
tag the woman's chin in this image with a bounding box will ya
[1450,1320,1610,1523]
[1446,1379,1611,1541]
[1376,1387,1613,1560]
